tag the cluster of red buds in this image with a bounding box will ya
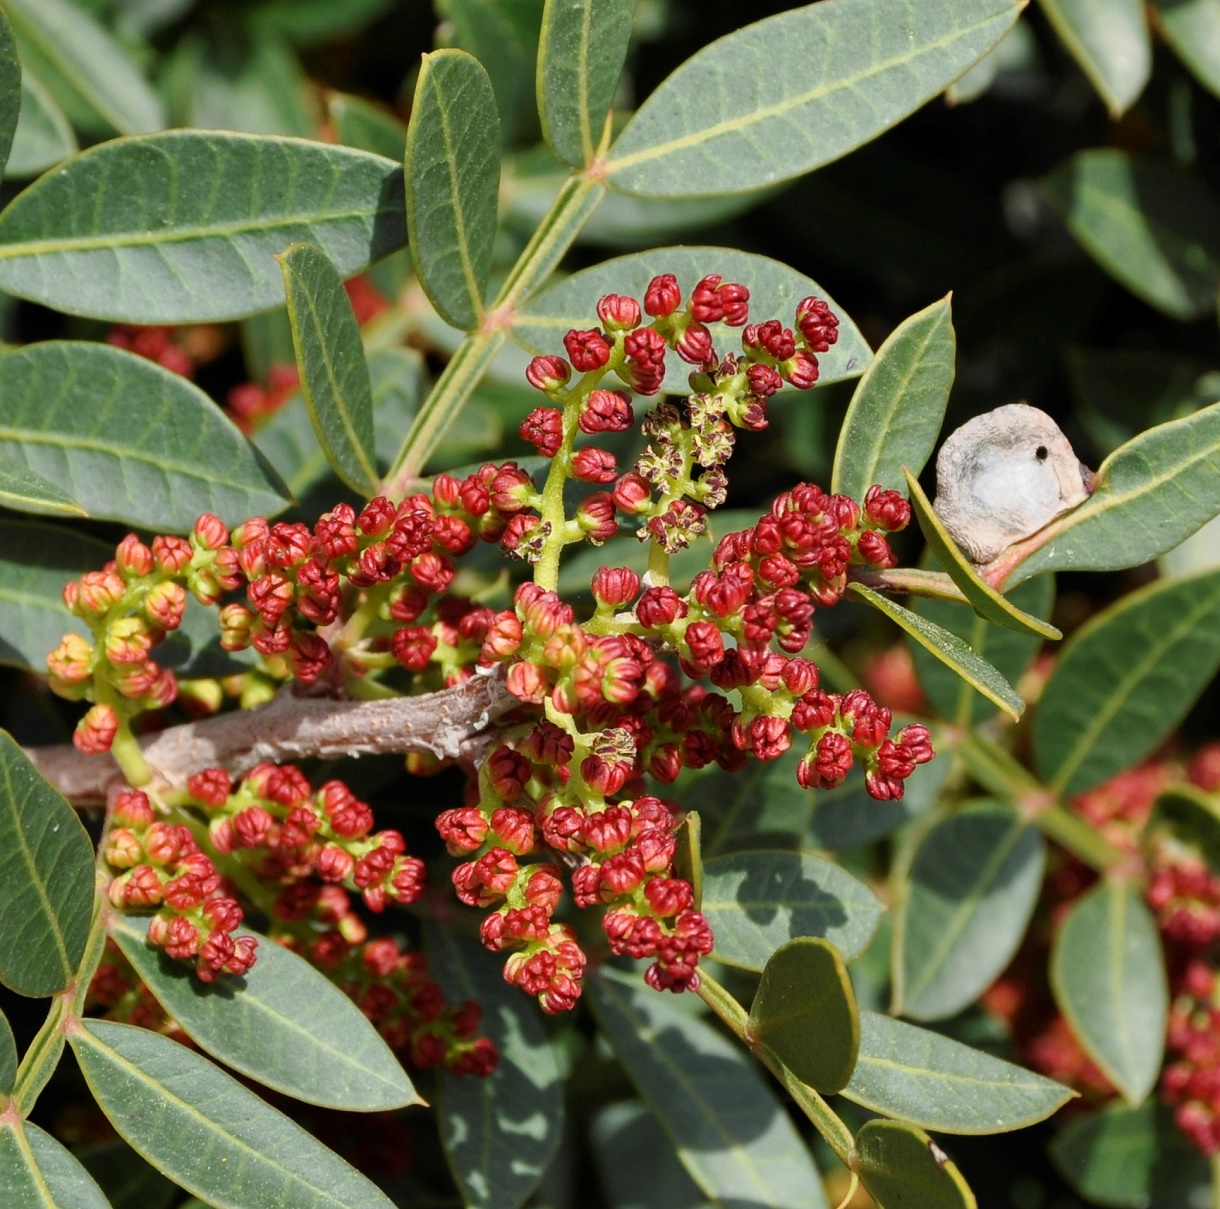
[107,323,197,379]
[1163,960,1220,1154]
[104,788,257,982]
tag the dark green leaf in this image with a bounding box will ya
[1038,0,1150,115]
[1154,0,1220,99]
[405,50,500,330]
[910,576,1054,725]
[701,850,884,968]
[6,70,77,180]
[538,0,633,168]
[0,1122,111,1209]
[328,92,406,161]
[251,0,394,45]
[0,730,94,996]
[109,915,421,1111]
[1050,1101,1212,1209]
[1152,785,1220,873]
[1034,570,1220,796]
[844,1011,1075,1133]
[0,452,85,517]
[894,801,1045,1021]
[831,296,955,500]
[590,967,827,1209]
[0,342,291,528]
[71,1020,397,1209]
[1050,881,1167,1104]
[4,0,164,136]
[605,0,1021,197]
[0,520,110,672]
[807,754,949,849]
[0,1007,15,1094]
[426,924,563,1209]
[279,241,378,495]
[75,1138,177,1209]
[1005,402,1220,585]
[0,132,407,323]
[516,247,871,394]
[1043,151,1220,321]
[749,938,859,1093]
[0,6,21,176]
[856,1120,976,1209]
[590,1102,708,1209]
[847,582,1024,719]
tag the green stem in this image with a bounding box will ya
[1036,802,1130,872]
[697,971,855,1168]
[1210,1153,1220,1209]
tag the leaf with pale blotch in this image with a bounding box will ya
[856,1120,977,1209]
[0,132,406,324]
[848,582,1024,719]
[0,1122,111,1209]
[1051,881,1167,1104]
[605,0,1021,198]
[832,297,954,501]
[1038,0,1150,116]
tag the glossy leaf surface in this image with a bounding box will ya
[1050,881,1167,1104]
[605,0,1021,197]
[0,731,94,997]
[856,1120,976,1209]
[0,1122,111,1209]
[0,342,291,528]
[832,296,954,500]
[1037,0,1150,115]
[0,132,407,323]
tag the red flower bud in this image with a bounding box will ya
[563,328,611,372]
[644,273,682,317]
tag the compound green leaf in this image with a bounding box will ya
[279,241,378,495]
[0,452,84,517]
[406,50,500,330]
[6,70,77,180]
[328,92,406,161]
[1153,0,1220,99]
[0,6,20,176]
[1034,570,1220,796]
[109,915,420,1112]
[0,520,110,672]
[0,342,291,528]
[516,246,871,394]
[1043,151,1220,321]
[856,1120,976,1209]
[1038,0,1150,115]
[72,1020,397,1209]
[4,0,164,136]
[700,850,884,970]
[749,938,859,1093]
[0,131,407,323]
[0,730,94,997]
[426,923,563,1209]
[537,0,633,168]
[906,469,1061,639]
[605,0,1021,198]
[591,966,828,1209]
[1006,402,1220,585]
[832,296,955,500]
[844,1011,1075,1133]
[0,1122,111,1209]
[893,802,1045,1021]
[1050,881,1167,1104]
[0,1007,15,1094]
[847,582,1024,719]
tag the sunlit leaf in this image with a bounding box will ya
[856,1120,977,1209]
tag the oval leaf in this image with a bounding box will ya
[406,50,500,330]
[847,582,1024,719]
[856,1120,976,1209]
[1006,402,1220,586]
[749,938,859,1093]
[894,801,1045,1021]
[845,1011,1075,1133]
[1034,569,1220,796]
[832,296,955,501]
[70,1020,397,1209]
[6,70,77,179]
[0,341,291,529]
[0,452,84,517]
[426,923,563,1209]
[1038,0,1150,116]
[1043,151,1220,321]
[109,914,420,1112]
[0,730,94,997]
[279,241,378,495]
[700,850,885,969]
[516,246,871,394]
[0,132,407,323]
[605,0,1021,197]
[537,0,633,168]
[0,1122,111,1209]
[591,966,828,1209]
[906,469,1061,639]
[1050,880,1168,1104]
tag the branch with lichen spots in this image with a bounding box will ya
[25,666,516,805]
